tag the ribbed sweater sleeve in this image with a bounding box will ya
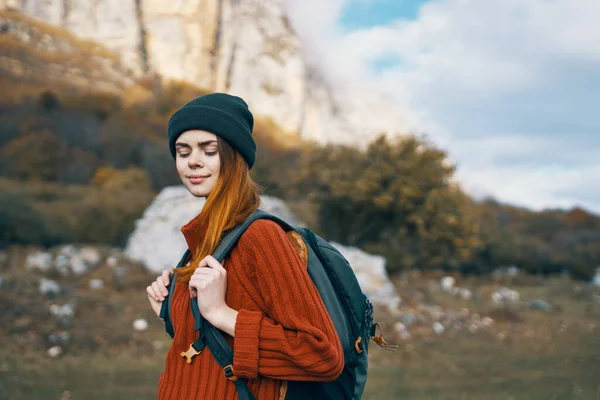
[230,220,344,382]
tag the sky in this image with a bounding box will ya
[284,0,600,214]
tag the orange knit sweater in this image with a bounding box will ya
[157,216,344,400]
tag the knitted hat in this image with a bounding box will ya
[168,93,256,169]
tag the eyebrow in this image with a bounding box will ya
[175,140,218,148]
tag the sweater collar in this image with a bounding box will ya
[181,212,207,255]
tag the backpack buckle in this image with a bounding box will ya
[223,364,238,381]
[181,343,202,364]
[371,323,398,352]
[354,336,364,354]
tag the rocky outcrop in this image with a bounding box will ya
[124,186,400,308]
[124,186,302,273]
[1,0,143,73]
[0,9,133,93]
[1,0,405,144]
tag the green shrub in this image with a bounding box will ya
[0,178,154,247]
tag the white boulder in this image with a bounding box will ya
[330,242,401,311]
[47,346,63,358]
[133,318,148,331]
[593,267,600,287]
[39,278,61,296]
[26,252,53,272]
[50,304,75,321]
[491,288,520,305]
[89,279,104,290]
[126,188,400,308]
[106,256,118,268]
[125,188,301,273]
[440,276,455,291]
[80,247,101,267]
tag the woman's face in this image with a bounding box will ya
[175,130,221,198]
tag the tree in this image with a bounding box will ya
[1,129,63,181]
[472,201,600,280]
[38,90,61,111]
[91,167,152,192]
[0,191,46,247]
[295,134,480,273]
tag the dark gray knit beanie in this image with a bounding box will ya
[168,93,256,169]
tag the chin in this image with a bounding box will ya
[185,184,210,198]
[191,190,210,198]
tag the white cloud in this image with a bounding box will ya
[285,0,600,213]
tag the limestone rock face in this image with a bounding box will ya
[2,0,405,145]
[124,186,399,307]
[2,0,144,73]
[0,9,133,93]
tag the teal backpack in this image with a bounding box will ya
[160,209,395,399]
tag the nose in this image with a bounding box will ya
[187,150,204,168]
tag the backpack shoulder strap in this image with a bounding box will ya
[160,249,191,338]
[211,209,293,262]
[161,208,285,338]
[191,209,291,400]
[191,302,257,400]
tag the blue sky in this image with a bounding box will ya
[340,0,427,29]
[286,0,600,214]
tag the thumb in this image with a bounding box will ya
[162,269,172,286]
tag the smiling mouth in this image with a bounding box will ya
[188,176,209,184]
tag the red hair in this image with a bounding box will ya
[175,137,261,283]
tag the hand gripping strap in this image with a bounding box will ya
[191,209,290,400]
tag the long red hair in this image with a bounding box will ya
[175,137,261,283]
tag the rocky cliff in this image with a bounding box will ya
[0,8,134,94]
[1,0,405,144]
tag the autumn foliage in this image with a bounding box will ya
[0,85,598,280]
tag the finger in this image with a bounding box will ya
[151,282,164,301]
[199,256,211,268]
[146,286,160,302]
[202,255,225,272]
[155,275,166,288]
[188,276,200,289]
[189,275,210,289]
[156,276,169,296]
[155,277,169,297]
[161,270,171,286]
[192,268,214,277]
[199,255,219,268]
[152,282,164,301]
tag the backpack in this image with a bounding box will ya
[160,209,396,400]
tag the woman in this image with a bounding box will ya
[146,93,343,399]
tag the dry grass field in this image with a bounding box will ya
[1,247,598,399]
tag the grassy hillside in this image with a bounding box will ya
[0,9,138,104]
[0,246,598,399]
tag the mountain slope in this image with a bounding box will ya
[1,0,406,144]
[0,8,134,98]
